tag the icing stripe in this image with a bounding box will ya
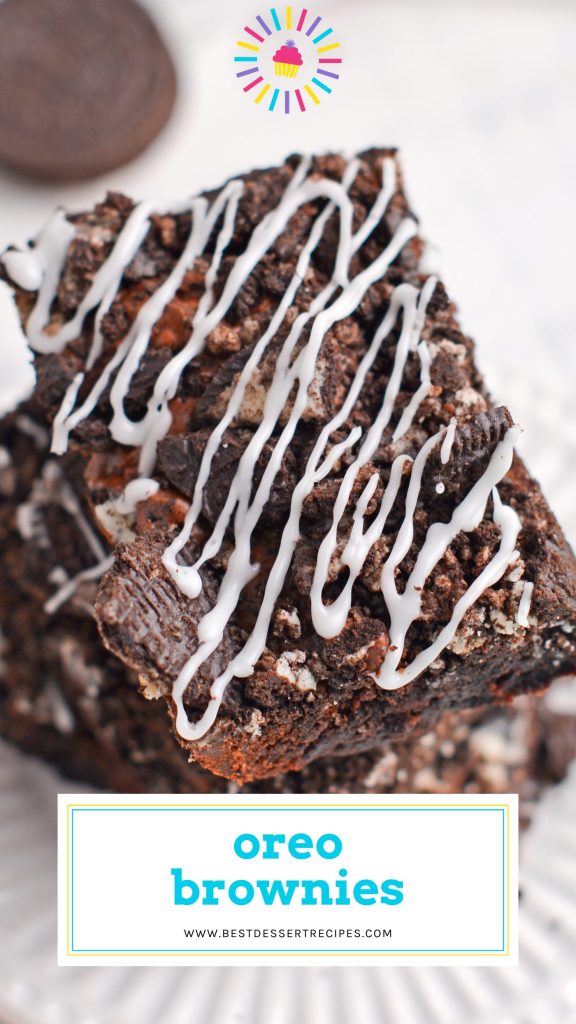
[170,182,420,738]
[440,416,457,463]
[517,580,534,627]
[311,278,438,640]
[163,158,362,594]
[378,485,521,687]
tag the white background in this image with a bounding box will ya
[0,0,573,1018]
[58,794,518,966]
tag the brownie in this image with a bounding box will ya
[1,149,575,785]
[1,415,574,817]
[0,411,213,792]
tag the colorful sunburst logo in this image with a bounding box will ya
[234,7,342,113]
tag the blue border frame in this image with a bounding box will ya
[69,806,507,954]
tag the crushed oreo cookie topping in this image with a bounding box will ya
[5,155,525,742]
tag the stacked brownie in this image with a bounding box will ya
[1,149,575,796]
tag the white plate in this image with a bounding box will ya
[0,740,575,1024]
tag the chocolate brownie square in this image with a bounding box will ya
[1,149,575,783]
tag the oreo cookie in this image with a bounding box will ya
[0,0,177,181]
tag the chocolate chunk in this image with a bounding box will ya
[157,428,300,527]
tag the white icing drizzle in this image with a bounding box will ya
[312,416,520,691]
[393,341,432,441]
[161,156,367,599]
[516,580,534,627]
[440,416,457,463]
[51,373,84,451]
[3,212,75,330]
[12,154,524,742]
[3,249,44,293]
[375,430,521,688]
[113,478,160,515]
[168,177,418,739]
[13,205,153,356]
[47,160,360,470]
[310,277,438,640]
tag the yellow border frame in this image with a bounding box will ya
[65,801,512,958]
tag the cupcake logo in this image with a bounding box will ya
[234,7,342,113]
[273,39,303,78]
